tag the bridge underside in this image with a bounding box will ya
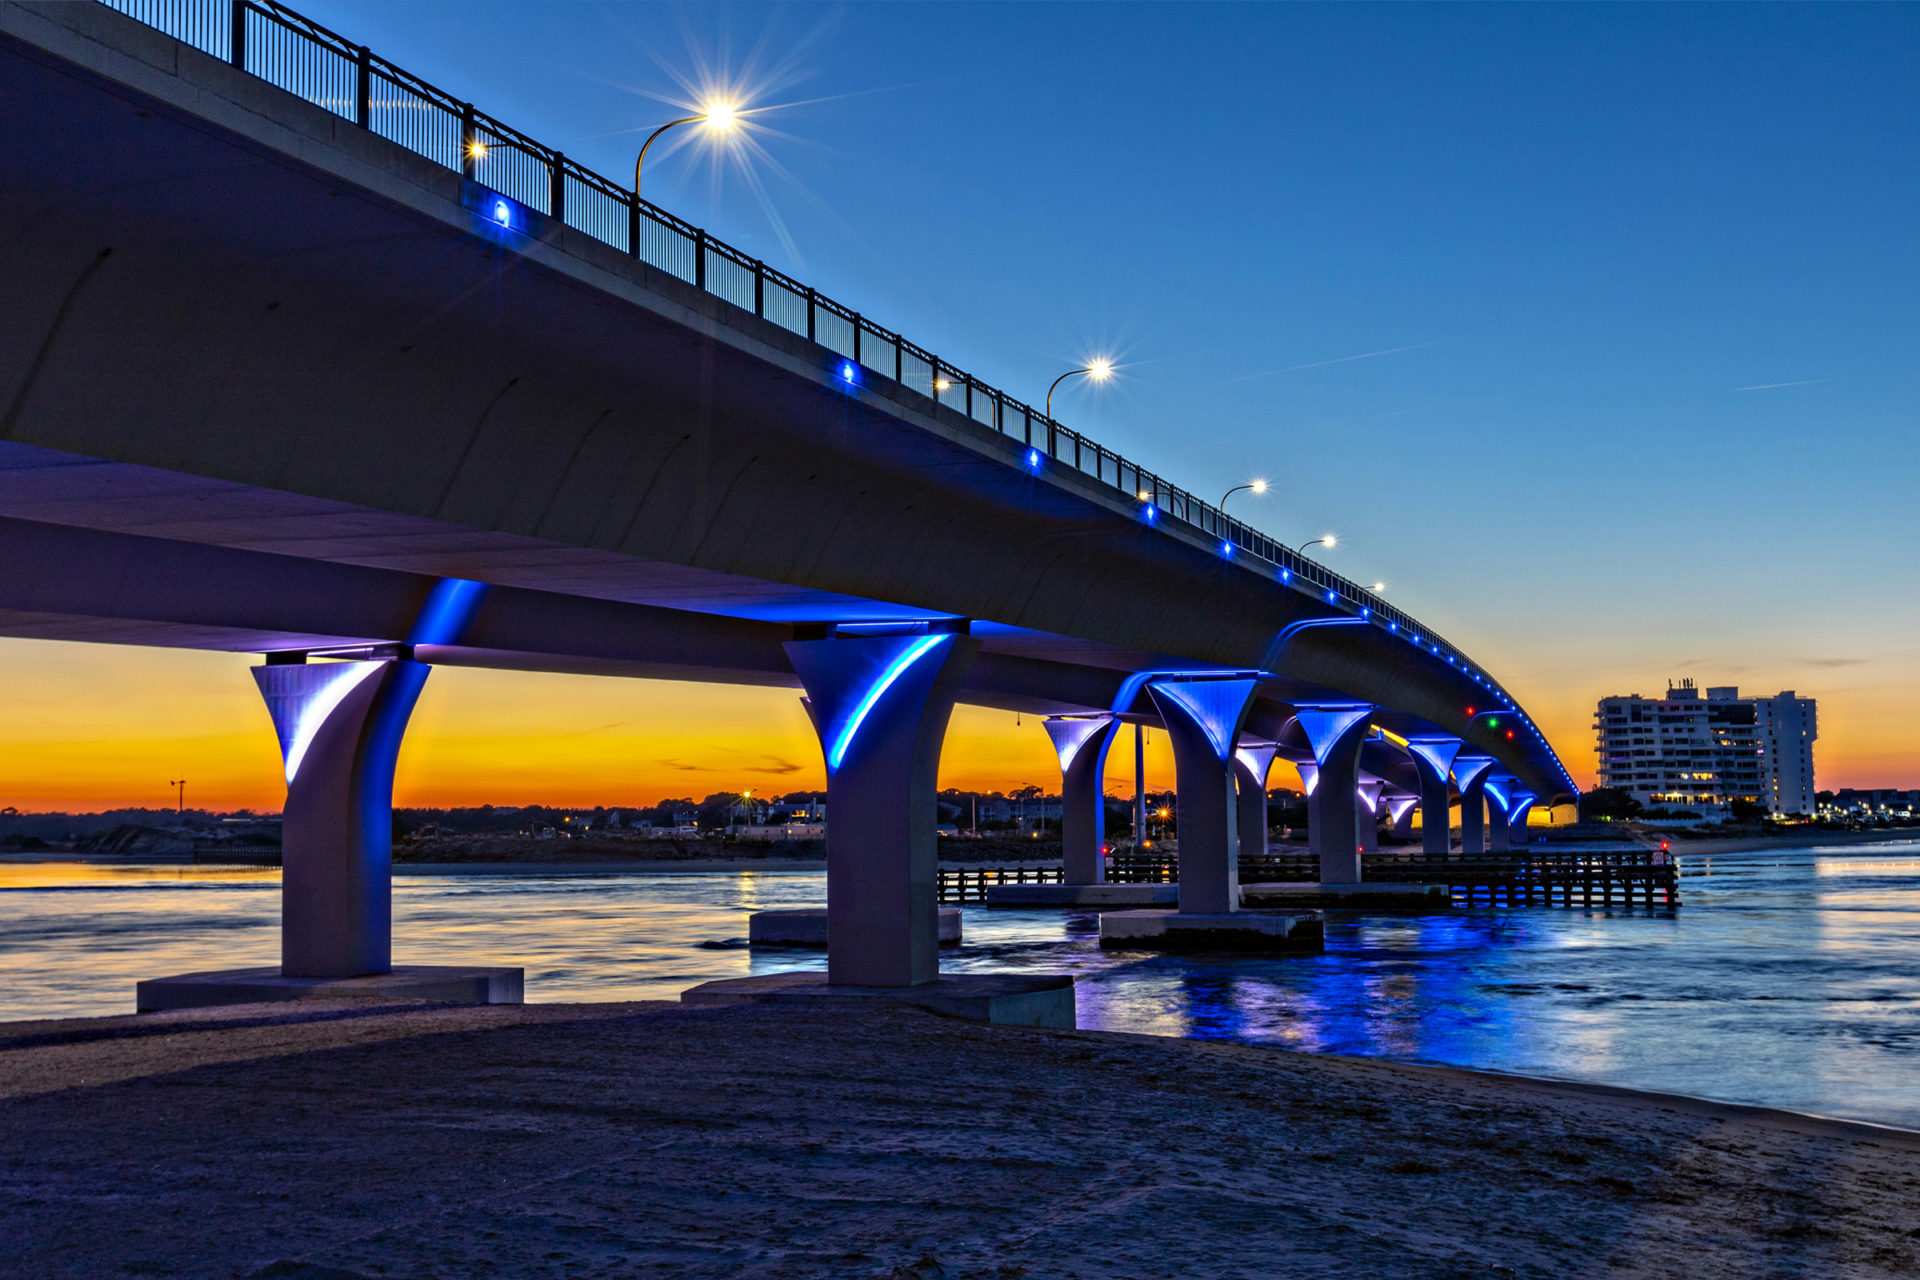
[0,3,1572,802]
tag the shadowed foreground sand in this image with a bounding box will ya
[3,1000,1918,1278]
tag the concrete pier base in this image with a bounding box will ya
[984,883,1177,907]
[1240,882,1451,910]
[748,907,962,947]
[1097,910,1323,953]
[681,972,1075,1028]
[136,965,524,1013]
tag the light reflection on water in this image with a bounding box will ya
[4,840,1920,1126]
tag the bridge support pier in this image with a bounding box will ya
[1505,791,1538,846]
[1234,741,1279,864]
[1146,679,1259,914]
[1356,780,1383,854]
[785,631,980,987]
[1407,739,1462,857]
[1454,757,1497,856]
[1043,716,1119,885]
[1299,706,1376,884]
[138,646,523,1011]
[1388,794,1418,840]
[1098,685,1323,952]
[1487,775,1521,851]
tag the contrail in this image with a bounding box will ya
[1735,379,1827,391]
[1208,340,1445,388]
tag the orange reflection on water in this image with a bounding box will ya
[0,861,280,889]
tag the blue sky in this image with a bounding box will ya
[295,1,1920,780]
[11,2,1915,808]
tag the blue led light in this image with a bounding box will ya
[1325,590,1337,604]
[1221,540,1235,558]
[1361,607,1371,619]
[1026,448,1042,468]
[1279,568,1291,582]
[1388,621,1397,632]
[1143,504,1157,522]
[827,635,944,770]
[840,361,857,383]
[491,198,511,228]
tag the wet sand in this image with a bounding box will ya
[4,1000,1918,1278]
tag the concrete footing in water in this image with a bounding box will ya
[136,965,525,1012]
[984,883,1178,908]
[1098,910,1324,953]
[681,972,1075,1028]
[748,907,963,947]
[1240,882,1450,910]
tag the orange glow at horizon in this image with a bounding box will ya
[0,637,1910,814]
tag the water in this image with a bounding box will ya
[4,840,1920,1128]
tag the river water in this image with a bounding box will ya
[4,839,1920,1128]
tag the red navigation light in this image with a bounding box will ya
[1465,706,1475,716]
[1660,840,1670,851]
[1506,730,1515,739]
[1100,844,1110,856]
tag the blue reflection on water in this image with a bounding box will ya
[4,841,1920,1127]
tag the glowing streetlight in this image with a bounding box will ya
[1297,534,1336,558]
[1370,582,1387,593]
[1044,359,1114,421]
[1219,478,1267,515]
[633,104,741,199]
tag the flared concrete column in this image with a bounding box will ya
[254,658,430,978]
[1454,756,1496,856]
[1406,738,1462,857]
[1356,780,1383,853]
[1147,678,1261,915]
[1388,794,1418,839]
[1044,715,1119,884]
[1505,790,1538,847]
[1234,741,1279,862]
[1486,775,1525,851]
[1296,705,1377,884]
[786,631,980,987]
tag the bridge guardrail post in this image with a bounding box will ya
[694,230,706,290]
[549,151,564,223]
[229,0,247,68]
[459,103,476,179]
[353,45,370,127]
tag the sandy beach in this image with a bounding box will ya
[4,999,1917,1278]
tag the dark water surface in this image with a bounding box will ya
[4,839,1919,1127]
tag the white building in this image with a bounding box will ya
[1594,681,1816,817]
[1753,692,1818,817]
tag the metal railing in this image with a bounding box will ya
[95,0,1572,793]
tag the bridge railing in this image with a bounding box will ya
[95,0,1572,795]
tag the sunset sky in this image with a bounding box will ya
[4,1,1916,812]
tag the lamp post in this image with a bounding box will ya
[1219,479,1267,516]
[633,103,739,200]
[1297,534,1336,558]
[1044,359,1113,421]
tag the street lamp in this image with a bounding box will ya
[1044,359,1113,421]
[633,103,740,200]
[1297,534,1336,557]
[1219,478,1267,515]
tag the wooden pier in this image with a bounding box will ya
[940,847,1680,908]
[938,864,1064,903]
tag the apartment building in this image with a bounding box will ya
[1594,680,1817,816]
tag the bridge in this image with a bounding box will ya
[0,1,1578,1012]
